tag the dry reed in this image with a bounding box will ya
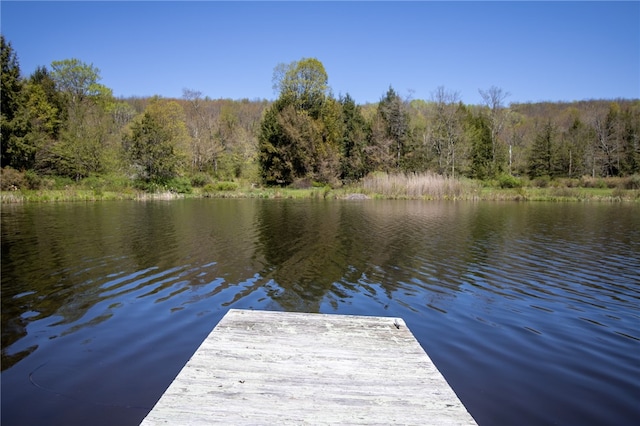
[362,172,477,199]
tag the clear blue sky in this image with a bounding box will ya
[2,1,638,105]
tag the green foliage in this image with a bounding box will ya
[190,172,211,187]
[1,39,639,196]
[126,99,188,182]
[77,174,122,197]
[497,173,523,188]
[259,99,294,185]
[376,86,409,169]
[5,79,63,171]
[619,106,640,175]
[0,167,25,190]
[167,177,192,194]
[42,58,115,179]
[0,36,21,122]
[214,181,238,191]
[259,58,341,186]
[1,36,25,168]
[272,57,328,117]
[339,93,368,181]
[132,177,191,194]
[528,120,558,179]
[50,59,109,103]
[24,169,42,189]
[467,112,494,179]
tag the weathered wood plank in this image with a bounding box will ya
[141,309,477,425]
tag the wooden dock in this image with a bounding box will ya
[140,309,477,425]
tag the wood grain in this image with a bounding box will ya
[141,309,477,425]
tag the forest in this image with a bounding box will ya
[2,36,639,196]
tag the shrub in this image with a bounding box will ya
[497,174,523,188]
[611,187,626,199]
[557,178,579,188]
[533,175,551,188]
[551,186,577,198]
[24,170,42,190]
[1,167,25,190]
[190,173,211,188]
[291,178,312,189]
[81,175,106,190]
[40,177,55,190]
[214,181,238,191]
[167,177,192,194]
[52,176,74,189]
[626,174,640,190]
[605,177,624,189]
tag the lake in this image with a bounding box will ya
[1,199,639,425]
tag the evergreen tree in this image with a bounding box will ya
[339,93,368,181]
[259,58,340,186]
[1,36,25,168]
[375,86,409,169]
[528,120,557,178]
[559,114,588,178]
[125,99,189,182]
[467,112,493,179]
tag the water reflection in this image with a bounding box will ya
[1,200,639,426]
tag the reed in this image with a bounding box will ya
[361,172,479,200]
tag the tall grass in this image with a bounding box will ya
[362,172,479,200]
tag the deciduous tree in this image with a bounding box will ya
[479,85,510,176]
[272,58,328,118]
[429,86,464,177]
[48,59,115,179]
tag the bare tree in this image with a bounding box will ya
[479,86,510,171]
[430,86,463,177]
[182,88,221,173]
[588,102,620,177]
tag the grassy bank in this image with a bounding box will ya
[2,173,639,203]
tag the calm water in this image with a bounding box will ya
[1,199,639,425]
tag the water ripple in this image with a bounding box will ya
[2,200,639,426]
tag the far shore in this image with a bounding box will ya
[2,184,638,204]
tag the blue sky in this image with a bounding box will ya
[2,1,638,105]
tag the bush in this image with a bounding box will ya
[167,177,193,194]
[214,181,238,191]
[1,167,25,190]
[291,178,312,189]
[533,175,551,188]
[626,174,640,190]
[497,174,523,188]
[52,176,74,189]
[81,175,106,190]
[557,178,579,188]
[190,173,211,188]
[612,187,626,199]
[580,176,607,189]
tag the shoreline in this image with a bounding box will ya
[2,185,638,204]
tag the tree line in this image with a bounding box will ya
[2,37,639,192]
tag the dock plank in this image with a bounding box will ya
[141,309,477,425]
